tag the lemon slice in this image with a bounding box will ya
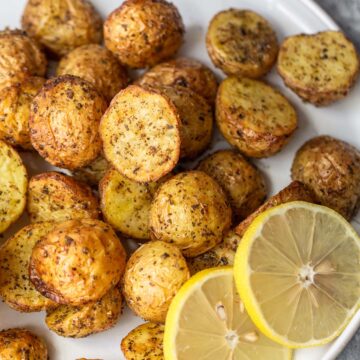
[234,201,360,348]
[164,267,292,360]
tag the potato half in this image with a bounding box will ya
[73,156,109,187]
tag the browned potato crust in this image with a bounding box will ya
[149,171,232,257]
[206,9,278,78]
[22,0,102,57]
[30,219,127,306]
[57,44,129,102]
[121,322,164,360]
[123,241,189,323]
[235,181,316,238]
[278,31,359,106]
[291,136,360,220]
[216,77,297,158]
[30,75,107,170]
[197,150,266,221]
[104,0,184,68]
[0,328,48,360]
[73,156,110,187]
[135,58,218,104]
[46,286,123,338]
[27,171,100,223]
[100,85,181,182]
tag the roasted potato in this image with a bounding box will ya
[30,219,127,306]
[291,136,360,220]
[149,171,232,257]
[135,57,218,104]
[121,322,164,360]
[57,44,129,102]
[27,171,100,223]
[216,77,297,158]
[0,328,48,360]
[0,29,46,92]
[22,0,102,57]
[123,241,189,323]
[278,31,359,106]
[206,9,278,78]
[197,149,266,221]
[235,181,316,237]
[73,156,109,187]
[0,222,57,312]
[100,85,181,182]
[0,140,27,234]
[104,0,184,68]
[30,75,107,170]
[46,286,123,338]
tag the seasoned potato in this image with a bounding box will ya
[46,286,123,338]
[22,0,102,57]
[57,44,129,102]
[135,58,218,104]
[235,181,316,237]
[0,29,46,91]
[123,241,189,323]
[291,136,360,220]
[121,322,164,360]
[216,77,297,158]
[0,140,27,234]
[30,219,127,306]
[30,75,107,170]
[27,171,100,223]
[100,85,181,182]
[278,31,359,106]
[197,150,266,221]
[104,0,184,68]
[0,76,45,149]
[149,171,232,257]
[100,168,170,241]
[0,222,57,312]
[206,9,278,78]
[73,156,109,187]
[0,328,48,360]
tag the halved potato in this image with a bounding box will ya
[73,156,109,187]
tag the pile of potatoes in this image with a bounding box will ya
[0,0,359,358]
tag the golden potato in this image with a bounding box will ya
[135,57,218,104]
[0,29,46,91]
[27,171,100,223]
[46,286,123,338]
[206,9,278,78]
[0,328,48,360]
[22,0,102,57]
[104,0,184,68]
[0,222,57,312]
[30,219,127,306]
[0,140,27,234]
[278,31,359,106]
[216,77,297,158]
[197,149,266,221]
[121,322,164,360]
[30,75,107,170]
[149,171,232,257]
[291,136,360,220]
[100,85,181,182]
[73,156,109,187]
[123,241,189,323]
[57,44,129,102]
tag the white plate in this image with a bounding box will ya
[1,0,360,359]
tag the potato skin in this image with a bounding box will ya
[0,328,48,360]
[30,219,127,306]
[73,156,109,187]
[149,171,232,257]
[57,44,129,102]
[123,241,189,323]
[291,136,360,220]
[197,150,266,221]
[30,75,107,170]
[104,0,184,68]
[22,0,102,57]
